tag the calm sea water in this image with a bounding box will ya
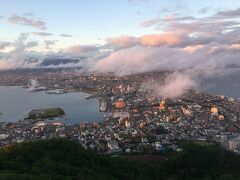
[0,86,103,124]
[200,69,240,99]
[0,70,239,125]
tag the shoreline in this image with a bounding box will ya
[0,84,239,99]
[0,85,103,125]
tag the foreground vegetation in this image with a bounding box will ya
[0,139,239,180]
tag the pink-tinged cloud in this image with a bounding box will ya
[91,46,183,75]
[0,59,13,70]
[140,33,182,46]
[230,44,240,49]
[182,45,204,53]
[107,35,139,49]
[8,15,46,30]
[91,43,240,75]
[107,33,183,49]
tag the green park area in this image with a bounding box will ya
[26,108,65,120]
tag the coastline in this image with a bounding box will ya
[0,85,103,124]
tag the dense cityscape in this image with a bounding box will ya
[1,0,240,179]
[0,70,239,155]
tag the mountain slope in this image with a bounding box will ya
[0,139,239,180]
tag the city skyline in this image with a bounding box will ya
[1,2,240,179]
[0,1,240,94]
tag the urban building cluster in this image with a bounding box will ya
[0,70,240,154]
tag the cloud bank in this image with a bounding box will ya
[1,8,240,98]
[90,8,240,98]
[143,72,197,99]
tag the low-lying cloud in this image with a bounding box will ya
[143,72,197,99]
[0,33,41,70]
[1,8,240,98]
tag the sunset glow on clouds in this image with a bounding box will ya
[0,0,239,75]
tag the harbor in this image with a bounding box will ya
[0,86,103,124]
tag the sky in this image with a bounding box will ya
[0,0,240,98]
[0,0,239,49]
[0,0,239,71]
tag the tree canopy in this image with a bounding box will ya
[0,139,239,180]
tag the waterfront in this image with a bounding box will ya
[0,72,239,154]
[0,86,103,124]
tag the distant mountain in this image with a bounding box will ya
[225,64,240,69]
[23,56,40,64]
[40,58,82,66]
[19,55,87,68]
[0,67,82,75]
